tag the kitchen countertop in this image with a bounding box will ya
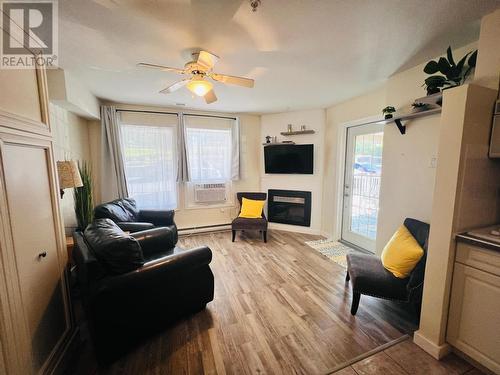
[456,224,500,253]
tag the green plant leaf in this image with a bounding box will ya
[74,160,94,231]
[437,57,451,75]
[468,50,477,68]
[425,75,447,86]
[424,60,439,74]
[456,52,471,75]
[446,46,456,66]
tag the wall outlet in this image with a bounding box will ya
[429,156,437,168]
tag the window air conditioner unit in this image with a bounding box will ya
[194,183,228,203]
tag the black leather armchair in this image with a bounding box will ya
[93,198,177,239]
[73,219,214,363]
[346,218,430,316]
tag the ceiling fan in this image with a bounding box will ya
[138,50,254,104]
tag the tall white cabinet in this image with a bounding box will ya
[0,63,73,373]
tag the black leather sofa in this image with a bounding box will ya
[94,198,177,237]
[73,219,214,363]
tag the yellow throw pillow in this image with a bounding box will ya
[239,197,265,219]
[381,225,424,278]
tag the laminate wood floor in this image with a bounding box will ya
[72,230,421,375]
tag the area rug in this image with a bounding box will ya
[305,239,352,268]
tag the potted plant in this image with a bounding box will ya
[382,106,396,119]
[423,46,477,96]
[411,102,430,113]
[74,161,94,231]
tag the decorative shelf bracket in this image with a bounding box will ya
[394,119,406,135]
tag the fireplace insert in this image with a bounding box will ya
[268,189,311,227]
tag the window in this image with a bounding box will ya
[184,115,236,183]
[119,112,178,209]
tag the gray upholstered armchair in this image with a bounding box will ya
[345,218,430,316]
[231,192,268,243]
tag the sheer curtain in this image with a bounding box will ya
[119,112,178,209]
[183,115,239,183]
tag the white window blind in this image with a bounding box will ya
[184,115,236,183]
[119,112,178,209]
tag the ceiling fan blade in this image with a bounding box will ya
[211,73,254,88]
[159,80,189,94]
[204,89,217,104]
[197,51,219,70]
[137,63,185,74]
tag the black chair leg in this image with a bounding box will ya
[263,231,267,243]
[345,271,350,282]
[351,292,361,315]
[232,230,236,242]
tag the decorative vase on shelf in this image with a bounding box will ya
[287,124,293,133]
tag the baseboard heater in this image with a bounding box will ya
[178,223,232,236]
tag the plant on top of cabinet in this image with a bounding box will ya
[422,46,477,95]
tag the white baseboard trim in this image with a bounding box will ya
[319,230,333,239]
[268,222,322,235]
[413,331,451,359]
[179,224,231,236]
[178,223,327,237]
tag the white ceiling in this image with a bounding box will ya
[58,0,499,114]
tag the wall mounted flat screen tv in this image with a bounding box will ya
[264,144,314,174]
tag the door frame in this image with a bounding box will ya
[332,115,383,244]
[341,123,384,252]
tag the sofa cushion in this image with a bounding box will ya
[231,216,268,230]
[94,198,139,223]
[346,252,409,301]
[239,197,266,219]
[381,225,424,278]
[131,227,177,257]
[84,219,144,274]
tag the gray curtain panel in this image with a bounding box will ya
[231,117,240,181]
[177,114,190,182]
[100,105,128,201]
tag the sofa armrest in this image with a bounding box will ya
[94,246,212,295]
[116,222,155,232]
[138,210,175,227]
[131,227,176,255]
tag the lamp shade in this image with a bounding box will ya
[186,79,213,97]
[57,160,83,189]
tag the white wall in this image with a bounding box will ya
[50,103,91,233]
[47,69,100,119]
[260,109,326,234]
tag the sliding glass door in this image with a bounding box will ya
[341,123,384,252]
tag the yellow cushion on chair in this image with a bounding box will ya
[239,197,265,219]
[381,225,424,278]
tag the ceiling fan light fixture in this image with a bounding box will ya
[187,79,213,97]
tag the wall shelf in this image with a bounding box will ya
[262,142,296,146]
[370,107,442,135]
[280,130,315,136]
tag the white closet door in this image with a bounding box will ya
[2,140,68,373]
